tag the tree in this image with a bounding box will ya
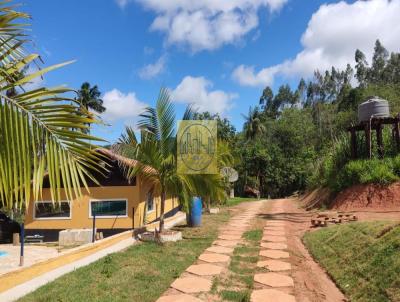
[76,82,105,113]
[295,78,307,105]
[117,89,226,232]
[355,49,368,87]
[370,39,389,84]
[76,82,105,133]
[0,3,104,211]
[194,111,236,142]
[242,106,265,140]
[259,86,273,111]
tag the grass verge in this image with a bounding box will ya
[212,229,263,302]
[303,221,400,302]
[18,211,229,302]
[224,197,259,207]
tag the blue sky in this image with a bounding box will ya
[25,0,400,143]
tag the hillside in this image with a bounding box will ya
[303,221,400,302]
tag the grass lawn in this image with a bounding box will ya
[224,197,259,207]
[303,221,400,302]
[18,211,230,302]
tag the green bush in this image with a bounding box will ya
[308,132,400,192]
[307,134,350,189]
[332,158,400,192]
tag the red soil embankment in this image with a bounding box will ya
[332,182,400,211]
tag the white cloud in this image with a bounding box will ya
[136,0,288,52]
[102,89,148,122]
[138,55,166,79]
[172,76,237,114]
[232,0,400,87]
[115,0,130,9]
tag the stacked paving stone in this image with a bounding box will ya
[157,202,264,302]
[251,220,296,302]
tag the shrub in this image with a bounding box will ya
[309,133,400,192]
[332,158,399,192]
[307,134,350,189]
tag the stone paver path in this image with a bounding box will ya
[257,259,292,271]
[260,249,290,259]
[186,264,223,276]
[198,253,230,263]
[170,277,212,293]
[251,289,296,302]
[251,202,296,302]
[156,201,264,302]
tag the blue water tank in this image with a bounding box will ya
[190,197,202,227]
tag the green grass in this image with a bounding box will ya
[303,221,400,302]
[18,211,230,302]
[223,197,259,207]
[242,229,263,242]
[221,290,251,302]
[212,228,263,302]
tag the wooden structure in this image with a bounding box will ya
[347,115,400,159]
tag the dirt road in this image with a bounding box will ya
[258,198,347,302]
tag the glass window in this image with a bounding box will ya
[147,192,154,212]
[34,201,71,219]
[90,200,127,217]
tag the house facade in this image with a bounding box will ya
[25,150,179,241]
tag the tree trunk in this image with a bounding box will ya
[159,190,166,233]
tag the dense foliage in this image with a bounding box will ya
[233,40,400,198]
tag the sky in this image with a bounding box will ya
[25,0,400,143]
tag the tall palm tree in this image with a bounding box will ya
[76,82,105,134]
[116,88,227,232]
[0,3,104,211]
[242,106,266,140]
[76,82,105,113]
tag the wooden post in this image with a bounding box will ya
[394,120,400,151]
[365,122,372,159]
[376,122,383,159]
[350,129,357,159]
[92,213,96,243]
[19,223,24,266]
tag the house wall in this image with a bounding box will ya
[25,178,178,234]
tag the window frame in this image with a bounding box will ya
[33,200,72,220]
[89,198,128,219]
[146,192,155,214]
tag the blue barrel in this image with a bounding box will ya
[190,197,202,227]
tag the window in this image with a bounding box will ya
[146,191,155,213]
[90,199,127,218]
[34,201,71,220]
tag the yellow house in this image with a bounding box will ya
[25,149,179,241]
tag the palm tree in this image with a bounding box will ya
[76,82,105,113]
[116,88,227,232]
[76,82,105,134]
[242,106,266,140]
[0,3,104,211]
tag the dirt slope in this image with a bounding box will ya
[332,182,400,211]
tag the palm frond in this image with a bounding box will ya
[0,2,105,210]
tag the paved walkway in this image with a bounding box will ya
[0,211,186,302]
[0,245,59,276]
[157,201,265,302]
[251,202,296,302]
[0,237,136,302]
